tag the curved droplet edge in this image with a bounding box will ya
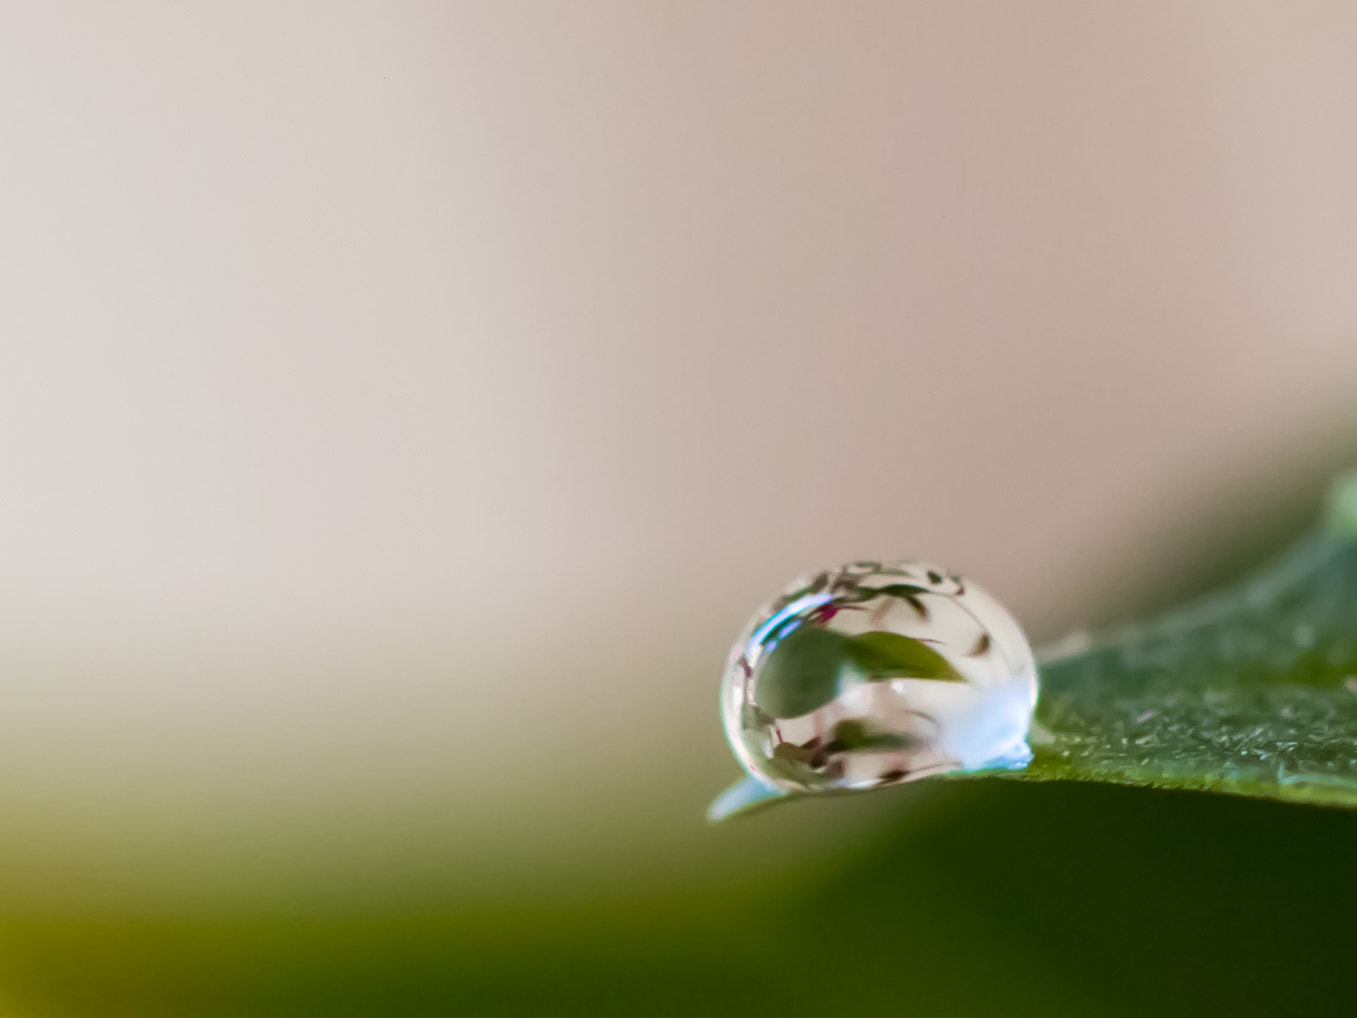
[707,740,1034,822]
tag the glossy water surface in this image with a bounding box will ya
[720,561,1038,795]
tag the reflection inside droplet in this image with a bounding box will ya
[720,561,1037,794]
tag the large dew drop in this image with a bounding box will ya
[721,561,1038,794]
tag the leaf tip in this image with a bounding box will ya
[706,776,788,823]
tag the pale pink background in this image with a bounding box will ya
[2,2,1356,904]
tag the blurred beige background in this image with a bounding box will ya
[2,2,1357,910]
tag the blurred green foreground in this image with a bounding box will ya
[1,777,1354,1017]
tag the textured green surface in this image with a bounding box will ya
[714,474,1357,819]
[995,532,1357,805]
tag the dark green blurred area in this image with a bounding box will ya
[3,779,1352,1017]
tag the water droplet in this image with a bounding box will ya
[720,560,1038,794]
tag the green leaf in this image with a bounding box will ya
[714,471,1357,817]
[863,583,929,598]
[984,526,1357,807]
[862,583,931,618]
[752,625,850,718]
[705,774,787,822]
[844,630,964,682]
[753,626,964,721]
[829,719,868,749]
[825,719,920,753]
